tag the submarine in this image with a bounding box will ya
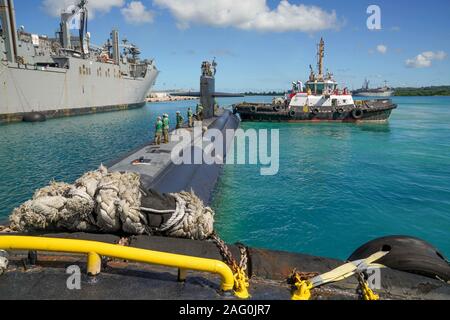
[0,60,449,301]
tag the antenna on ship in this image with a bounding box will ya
[317,38,325,80]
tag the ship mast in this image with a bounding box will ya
[317,37,325,80]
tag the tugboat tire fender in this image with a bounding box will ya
[348,236,450,282]
[337,108,345,114]
[352,109,364,119]
[289,110,296,117]
[311,108,320,115]
[250,106,257,113]
[273,105,282,112]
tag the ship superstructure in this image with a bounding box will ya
[353,79,394,97]
[0,0,159,123]
[288,38,355,110]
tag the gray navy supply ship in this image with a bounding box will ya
[0,0,159,124]
[233,38,397,122]
[352,79,395,97]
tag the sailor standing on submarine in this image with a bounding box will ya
[162,114,170,143]
[196,104,204,121]
[154,116,163,145]
[187,108,194,128]
[176,111,184,129]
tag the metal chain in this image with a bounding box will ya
[211,233,248,273]
[237,245,248,273]
[356,271,379,300]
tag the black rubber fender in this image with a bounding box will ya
[273,105,282,112]
[351,108,364,119]
[348,236,450,282]
[23,112,46,123]
[289,110,296,117]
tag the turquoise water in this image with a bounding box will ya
[0,96,449,260]
[212,96,450,259]
[0,101,197,221]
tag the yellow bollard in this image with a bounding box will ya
[87,252,102,276]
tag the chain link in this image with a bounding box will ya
[211,233,248,273]
[238,245,248,273]
[356,271,379,300]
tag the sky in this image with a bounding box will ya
[11,0,450,92]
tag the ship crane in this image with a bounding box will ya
[60,0,89,56]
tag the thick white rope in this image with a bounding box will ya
[159,195,187,232]
[9,166,215,240]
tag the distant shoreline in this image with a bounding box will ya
[393,86,450,96]
[147,96,199,103]
[244,86,450,97]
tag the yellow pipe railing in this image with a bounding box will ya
[0,235,235,292]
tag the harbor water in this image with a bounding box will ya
[1,97,449,260]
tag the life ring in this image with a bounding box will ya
[348,236,450,282]
[352,109,364,119]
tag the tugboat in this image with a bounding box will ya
[233,38,397,122]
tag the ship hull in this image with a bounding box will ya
[234,100,397,123]
[0,57,159,124]
[353,91,394,97]
[0,102,146,123]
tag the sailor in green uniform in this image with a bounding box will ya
[187,108,193,127]
[214,99,219,114]
[196,104,204,121]
[154,116,163,145]
[176,111,184,129]
[163,114,170,143]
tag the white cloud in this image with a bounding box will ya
[121,1,154,24]
[154,0,339,32]
[406,51,447,68]
[376,44,387,54]
[42,0,125,18]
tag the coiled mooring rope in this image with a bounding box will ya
[9,166,215,240]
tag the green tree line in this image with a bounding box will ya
[393,86,450,96]
[244,86,450,97]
